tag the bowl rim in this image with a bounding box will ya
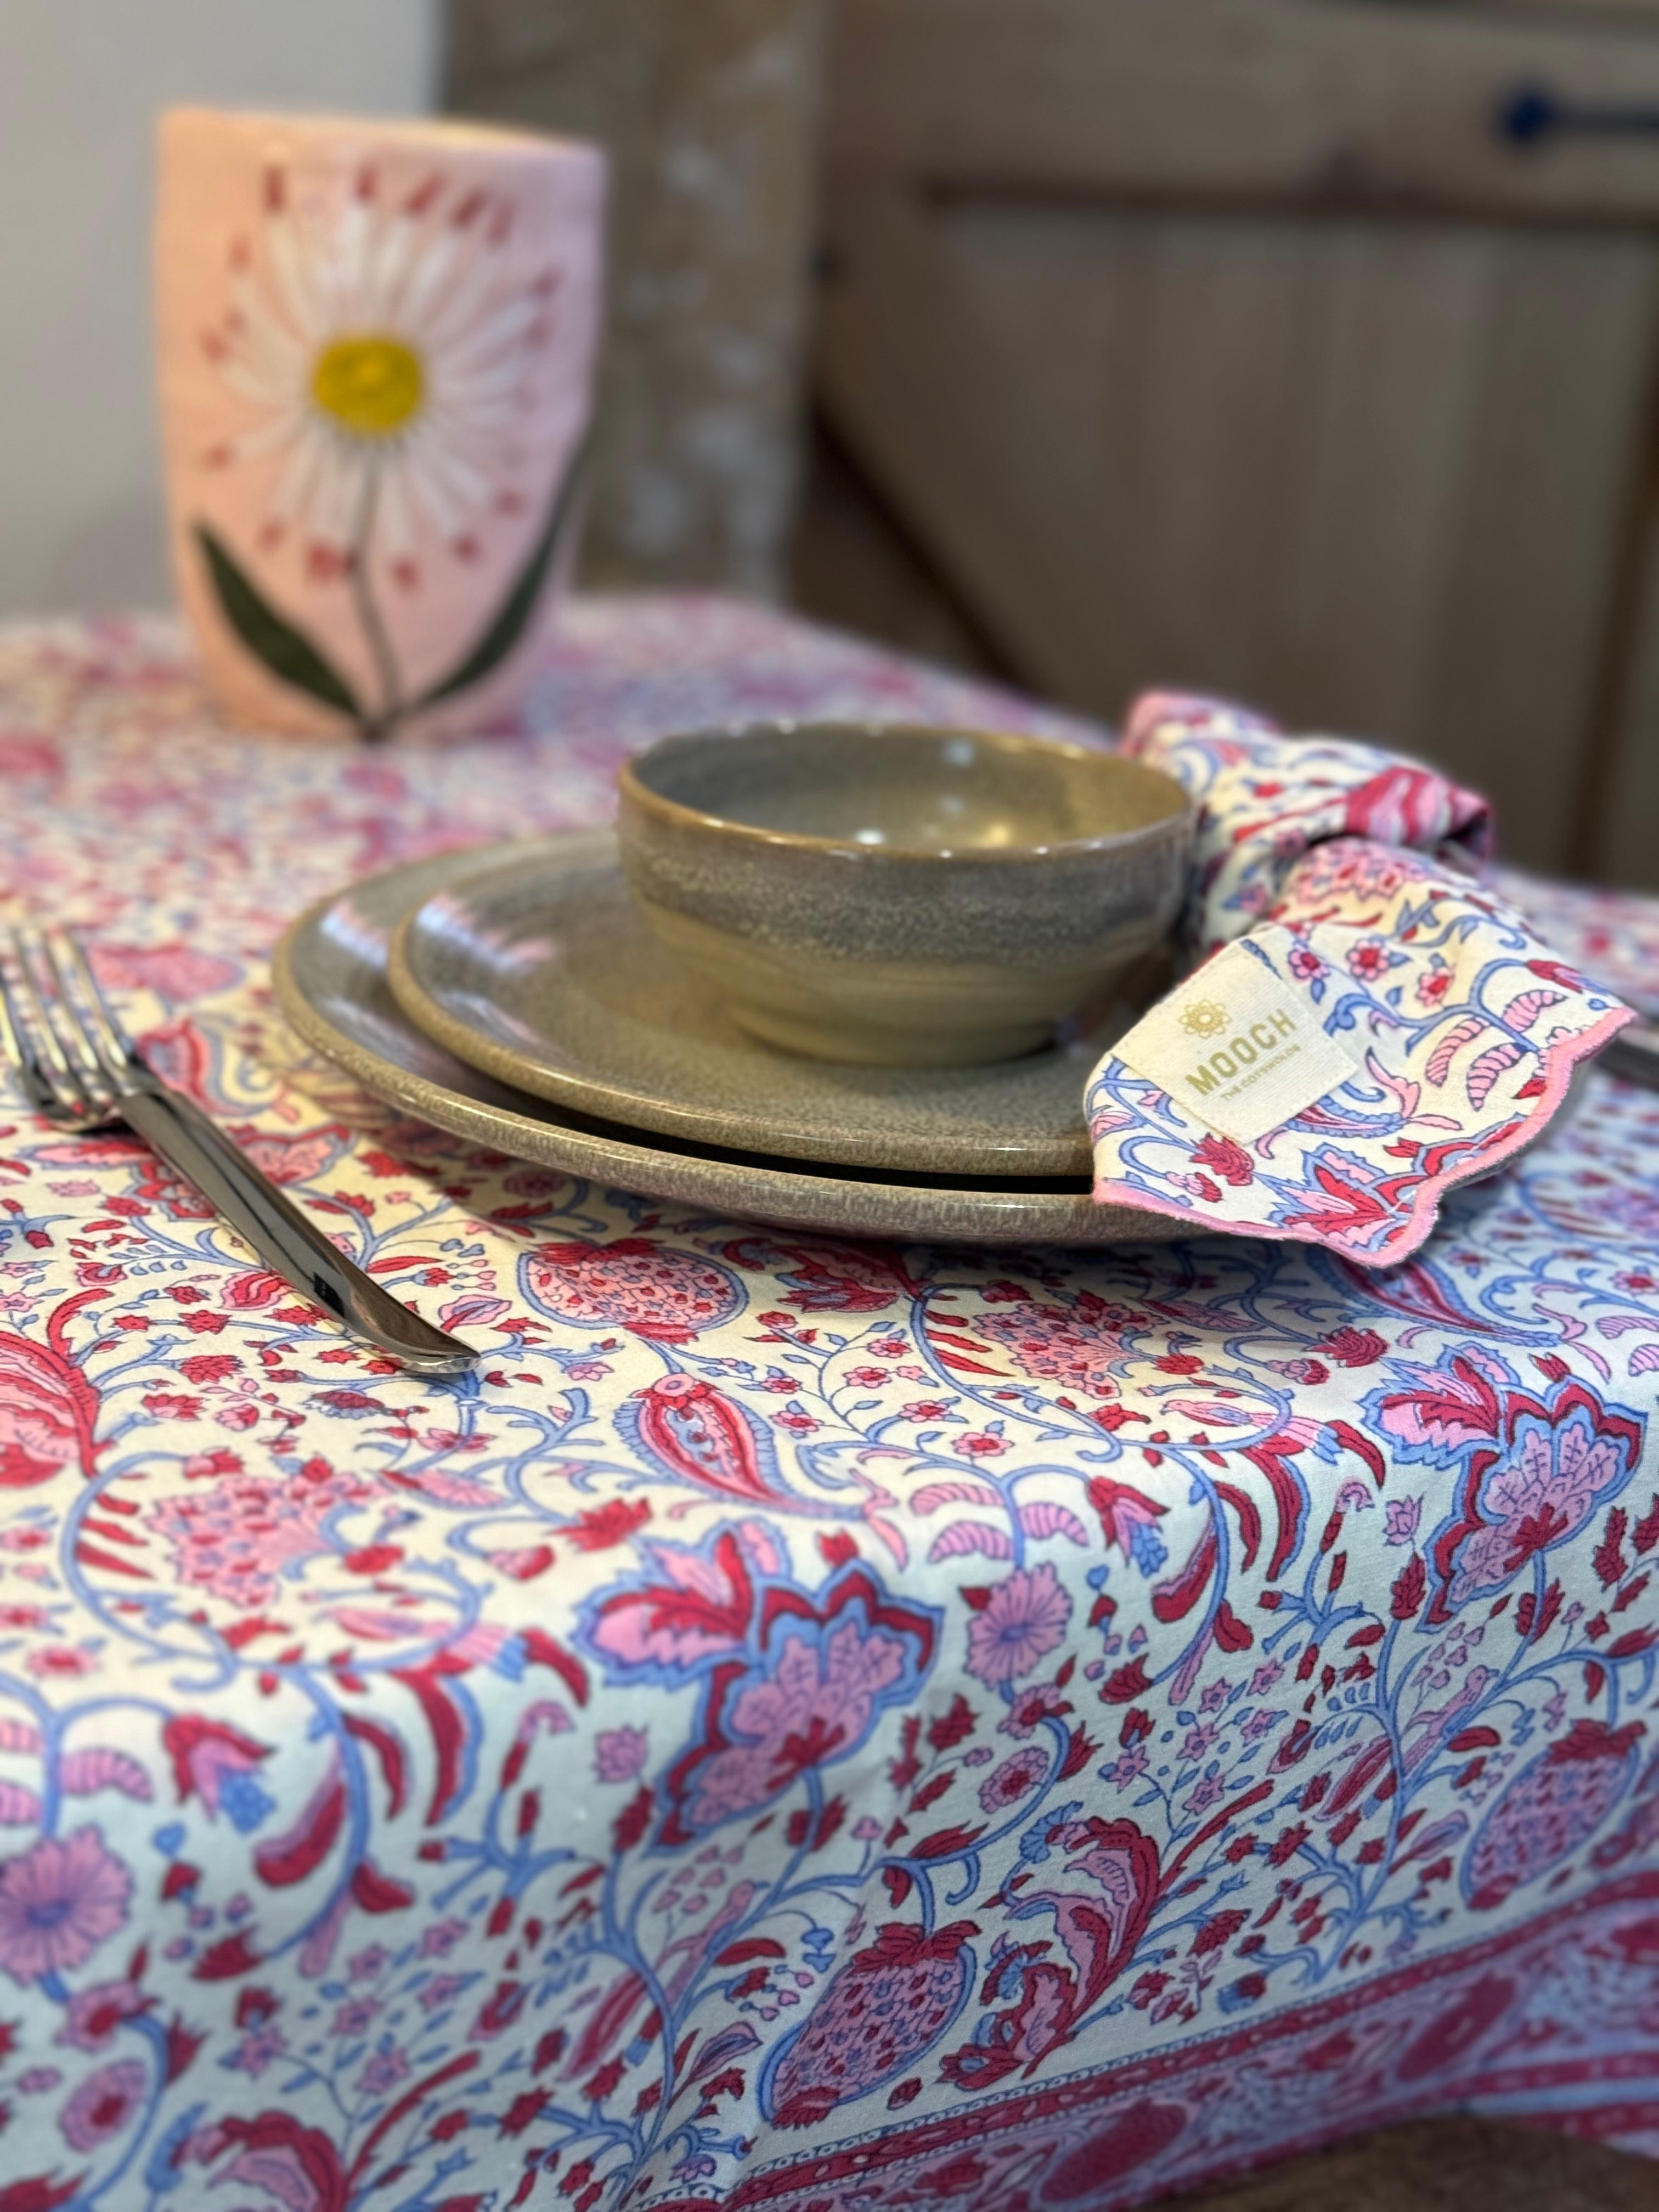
[617,720,1195,865]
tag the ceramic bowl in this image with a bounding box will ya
[616,721,1193,1065]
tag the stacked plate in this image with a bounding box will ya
[274,834,1181,1245]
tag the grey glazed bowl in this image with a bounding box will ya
[616,721,1194,1065]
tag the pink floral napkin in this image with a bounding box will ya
[1087,692,1634,1264]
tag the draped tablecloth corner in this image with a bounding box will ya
[0,600,1654,2212]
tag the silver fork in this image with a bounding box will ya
[0,929,476,1376]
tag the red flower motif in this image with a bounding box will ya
[179,1353,240,1383]
[940,1816,1161,2087]
[162,1715,272,1816]
[1408,1370,1645,1621]
[1193,1132,1255,1187]
[235,1985,280,2029]
[143,1393,201,1421]
[566,1499,652,1553]
[193,2111,345,2212]
[1317,1325,1387,1368]
[591,1536,936,1848]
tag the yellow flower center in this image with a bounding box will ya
[311,335,424,438]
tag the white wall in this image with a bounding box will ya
[0,1,441,615]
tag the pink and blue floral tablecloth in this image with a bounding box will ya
[0,600,1656,2212]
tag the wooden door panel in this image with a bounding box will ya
[821,190,1658,865]
[1421,230,1659,866]
[922,205,1498,729]
[828,0,1659,221]
[1598,493,1659,890]
[816,0,1659,874]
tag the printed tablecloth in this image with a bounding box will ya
[0,601,1655,2212]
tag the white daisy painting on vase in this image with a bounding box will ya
[156,111,605,739]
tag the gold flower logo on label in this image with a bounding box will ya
[1180,998,1228,1039]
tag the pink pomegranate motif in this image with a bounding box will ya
[762,1921,977,2128]
[926,1290,1127,1398]
[1590,1753,1659,1872]
[1464,1719,1645,1910]
[521,1239,741,1343]
[968,1304,1122,1397]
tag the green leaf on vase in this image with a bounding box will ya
[194,523,363,720]
[416,433,591,711]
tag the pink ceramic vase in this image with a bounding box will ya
[155,108,605,740]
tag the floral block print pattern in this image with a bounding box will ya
[0,606,1654,2212]
[1088,693,1634,1266]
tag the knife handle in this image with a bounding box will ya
[121,1086,476,1376]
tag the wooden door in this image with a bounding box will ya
[814,0,1659,881]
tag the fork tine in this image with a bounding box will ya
[0,941,54,1113]
[5,933,85,1106]
[1,929,88,1115]
[27,931,107,1096]
[49,932,132,1087]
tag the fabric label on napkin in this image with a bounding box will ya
[1114,931,1361,1144]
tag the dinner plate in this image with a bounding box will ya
[274,843,1181,1248]
[386,833,1142,1175]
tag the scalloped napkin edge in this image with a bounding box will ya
[1085,695,1635,1265]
